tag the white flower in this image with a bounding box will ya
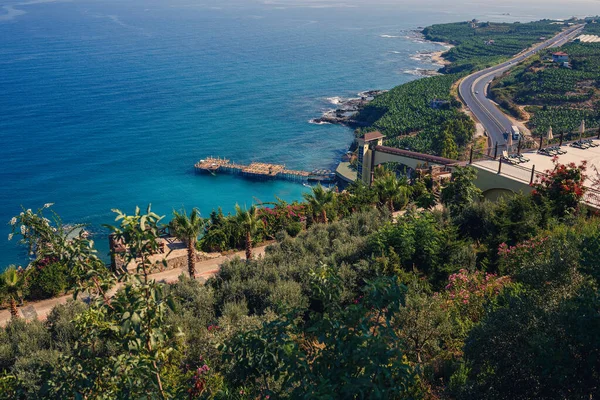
[42,218,50,226]
[9,217,17,226]
[26,209,32,215]
[43,203,54,209]
[20,225,26,235]
[19,212,24,217]
[7,233,13,241]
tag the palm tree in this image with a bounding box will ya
[302,184,335,224]
[0,266,25,319]
[235,205,263,261]
[171,208,204,279]
[374,173,409,214]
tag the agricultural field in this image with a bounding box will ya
[355,73,474,158]
[423,20,566,73]
[490,39,600,135]
[356,18,595,156]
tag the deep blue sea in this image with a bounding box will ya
[0,0,596,266]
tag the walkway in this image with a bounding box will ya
[0,245,269,326]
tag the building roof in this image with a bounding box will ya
[553,52,568,56]
[363,131,385,142]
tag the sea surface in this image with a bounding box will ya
[0,0,597,266]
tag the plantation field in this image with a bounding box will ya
[423,20,565,73]
[355,73,474,158]
[491,39,600,135]
[355,18,596,156]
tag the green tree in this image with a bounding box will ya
[395,283,451,366]
[441,166,482,216]
[9,204,104,297]
[374,172,410,213]
[438,127,459,159]
[49,206,178,398]
[532,160,587,217]
[0,267,26,319]
[461,287,600,400]
[221,265,417,398]
[235,205,263,261]
[302,184,335,224]
[104,205,164,280]
[171,208,204,279]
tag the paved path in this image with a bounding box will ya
[0,245,269,326]
[459,25,584,148]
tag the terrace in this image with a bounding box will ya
[470,137,600,208]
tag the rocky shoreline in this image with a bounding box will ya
[311,31,453,128]
[310,90,387,127]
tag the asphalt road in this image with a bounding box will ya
[459,24,585,148]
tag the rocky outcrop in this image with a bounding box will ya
[311,90,387,127]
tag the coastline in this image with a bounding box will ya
[431,47,452,66]
[315,32,454,185]
[310,90,387,127]
[311,32,453,132]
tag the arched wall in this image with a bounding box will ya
[472,165,533,196]
[482,188,516,201]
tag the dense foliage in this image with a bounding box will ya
[1,163,600,398]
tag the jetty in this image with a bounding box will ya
[195,157,335,183]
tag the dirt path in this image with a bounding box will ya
[0,245,269,326]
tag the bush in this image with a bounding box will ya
[45,300,88,352]
[285,221,302,237]
[27,262,69,300]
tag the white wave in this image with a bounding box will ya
[410,54,429,62]
[309,119,331,125]
[326,96,344,105]
[389,51,402,54]
[380,34,401,38]
[403,69,423,76]
[0,6,26,21]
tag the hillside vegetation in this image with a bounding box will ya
[1,162,599,398]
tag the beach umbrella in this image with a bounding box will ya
[579,120,586,141]
[547,126,554,141]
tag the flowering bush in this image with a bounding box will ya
[441,269,511,324]
[532,160,587,216]
[189,364,210,397]
[257,203,306,238]
[498,236,549,275]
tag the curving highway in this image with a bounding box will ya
[459,24,585,148]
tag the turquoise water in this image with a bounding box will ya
[0,0,595,265]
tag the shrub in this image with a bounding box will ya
[27,262,69,300]
[285,221,302,237]
[45,300,88,352]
